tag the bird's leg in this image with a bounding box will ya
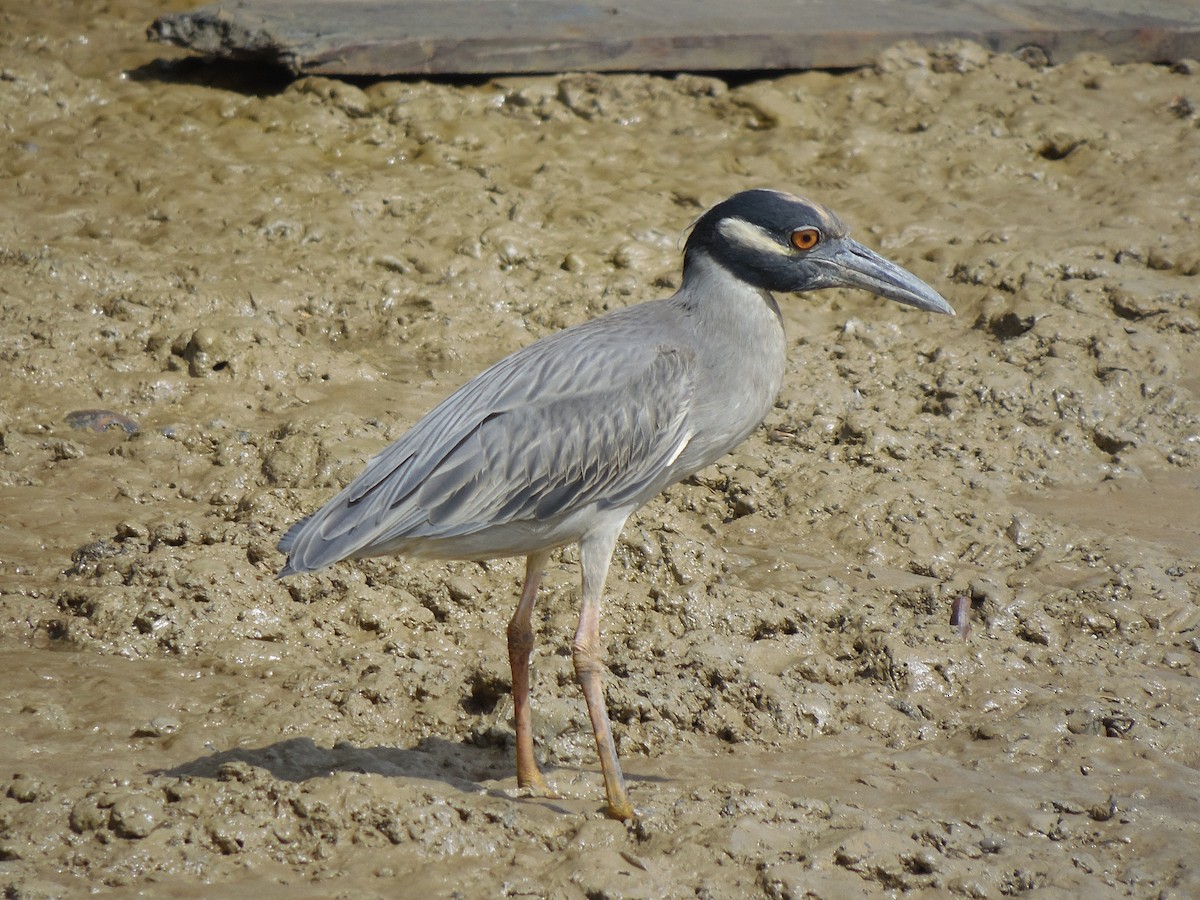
[573,526,635,821]
[507,549,554,797]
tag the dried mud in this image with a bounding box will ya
[2,2,1200,897]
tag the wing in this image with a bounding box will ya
[278,302,696,574]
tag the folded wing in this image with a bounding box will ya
[278,309,695,574]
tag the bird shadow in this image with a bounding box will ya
[154,735,505,790]
[148,735,643,815]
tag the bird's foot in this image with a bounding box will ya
[515,771,559,800]
[604,798,637,821]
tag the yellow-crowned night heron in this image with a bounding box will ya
[278,189,954,820]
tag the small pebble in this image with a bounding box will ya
[950,595,971,639]
[65,409,140,434]
[133,716,182,738]
[979,835,1004,854]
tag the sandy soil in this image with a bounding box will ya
[2,2,1200,897]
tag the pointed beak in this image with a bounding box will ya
[821,238,955,316]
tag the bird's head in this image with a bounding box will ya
[683,189,954,315]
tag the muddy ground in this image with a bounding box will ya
[2,1,1200,897]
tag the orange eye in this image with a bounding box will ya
[790,228,820,251]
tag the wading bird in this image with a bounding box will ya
[278,189,954,819]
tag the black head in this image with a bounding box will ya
[684,189,954,314]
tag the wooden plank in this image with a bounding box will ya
[148,0,1200,76]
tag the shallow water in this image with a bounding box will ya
[2,2,1199,896]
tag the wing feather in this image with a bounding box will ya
[278,301,697,573]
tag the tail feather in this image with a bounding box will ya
[275,515,312,578]
[276,515,309,553]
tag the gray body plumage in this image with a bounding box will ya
[277,189,954,820]
[278,252,786,573]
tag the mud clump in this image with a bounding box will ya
[1,3,1199,897]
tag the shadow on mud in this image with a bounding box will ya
[153,735,508,791]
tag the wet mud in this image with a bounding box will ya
[2,2,1199,897]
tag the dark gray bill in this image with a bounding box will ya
[825,239,955,315]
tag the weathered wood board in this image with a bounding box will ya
[148,0,1200,76]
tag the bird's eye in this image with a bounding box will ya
[790,228,820,251]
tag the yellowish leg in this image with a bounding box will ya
[573,526,635,820]
[507,549,554,796]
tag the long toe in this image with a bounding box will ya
[606,797,636,821]
[516,768,558,799]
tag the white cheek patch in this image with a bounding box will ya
[716,217,791,257]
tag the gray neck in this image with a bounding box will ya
[667,253,790,475]
[676,252,783,328]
